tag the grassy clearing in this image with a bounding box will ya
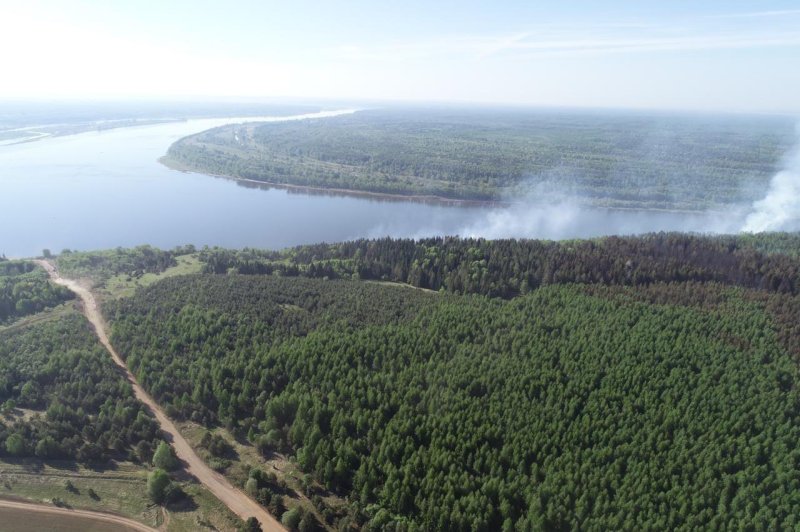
[166,483,241,532]
[0,459,239,531]
[366,279,440,294]
[101,255,202,300]
[0,302,75,334]
[0,459,156,526]
[1,406,47,424]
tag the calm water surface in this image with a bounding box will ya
[0,111,746,258]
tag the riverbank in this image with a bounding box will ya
[160,154,736,215]
[2,109,756,258]
[159,155,511,208]
[0,118,185,147]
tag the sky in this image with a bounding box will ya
[1,0,799,113]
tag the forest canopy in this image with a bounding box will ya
[164,108,795,210]
[0,312,160,463]
[197,232,800,298]
[106,232,800,530]
[7,233,800,529]
[0,261,73,323]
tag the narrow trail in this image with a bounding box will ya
[0,497,156,532]
[35,260,284,532]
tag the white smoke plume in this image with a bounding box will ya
[458,182,745,240]
[742,123,800,233]
[459,186,584,239]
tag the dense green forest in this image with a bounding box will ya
[105,232,800,530]
[0,313,160,463]
[5,234,799,529]
[165,108,794,210]
[198,233,800,298]
[0,260,73,323]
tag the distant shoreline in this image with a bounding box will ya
[159,155,733,215]
[159,155,512,208]
[0,118,185,147]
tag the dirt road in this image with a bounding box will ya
[35,260,284,532]
[0,497,156,532]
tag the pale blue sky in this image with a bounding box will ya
[2,0,799,112]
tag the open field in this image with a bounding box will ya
[0,459,240,531]
[53,247,201,299]
[0,498,150,532]
[0,302,73,334]
[0,460,155,526]
[101,254,203,300]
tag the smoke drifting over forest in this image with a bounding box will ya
[458,185,747,241]
[742,124,800,233]
[167,107,799,242]
[458,122,800,241]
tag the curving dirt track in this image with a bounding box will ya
[0,497,156,532]
[35,260,284,532]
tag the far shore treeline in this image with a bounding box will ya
[164,109,795,211]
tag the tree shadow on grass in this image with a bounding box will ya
[167,493,199,513]
[45,460,78,472]
[85,460,119,473]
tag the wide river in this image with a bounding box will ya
[0,110,754,258]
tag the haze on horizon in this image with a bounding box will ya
[1,0,799,114]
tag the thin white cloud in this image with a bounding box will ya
[1,1,798,112]
[326,8,800,63]
[501,33,800,58]
[476,33,532,59]
[712,9,800,18]
[332,30,800,63]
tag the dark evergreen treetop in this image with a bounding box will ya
[198,232,800,298]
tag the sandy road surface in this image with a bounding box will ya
[0,497,155,532]
[35,260,284,531]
